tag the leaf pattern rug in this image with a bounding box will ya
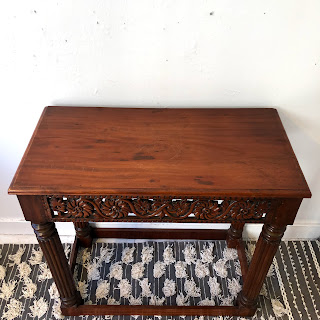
[0,240,319,320]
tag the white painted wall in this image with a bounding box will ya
[0,0,319,240]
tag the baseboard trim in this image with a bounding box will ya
[0,220,319,243]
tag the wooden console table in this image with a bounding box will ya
[8,107,311,317]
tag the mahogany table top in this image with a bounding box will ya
[9,107,311,198]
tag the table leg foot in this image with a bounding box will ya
[32,222,83,308]
[238,223,286,310]
[74,222,93,248]
[226,221,244,248]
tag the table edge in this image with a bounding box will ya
[8,106,312,199]
[8,188,312,198]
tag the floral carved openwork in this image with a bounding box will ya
[45,196,274,223]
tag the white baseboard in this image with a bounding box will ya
[0,220,319,243]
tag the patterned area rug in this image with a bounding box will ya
[0,240,319,320]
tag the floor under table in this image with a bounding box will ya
[0,240,319,320]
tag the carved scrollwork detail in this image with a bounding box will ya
[67,199,93,218]
[222,200,268,221]
[100,198,131,219]
[163,199,198,219]
[194,200,220,220]
[50,197,67,215]
[131,199,165,218]
[47,196,274,223]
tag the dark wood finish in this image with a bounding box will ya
[227,221,245,248]
[46,195,273,223]
[238,199,303,310]
[237,240,249,281]
[74,222,92,247]
[69,236,79,273]
[61,304,255,317]
[9,107,311,317]
[9,107,311,198]
[31,222,82,308]
[91,227,228,240]
[17,195,48,223]
[238,223,286,310]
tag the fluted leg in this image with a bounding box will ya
[32,222,82,308]
[74,222,93,248]
[238,223,286,311]
[226,221,244,248]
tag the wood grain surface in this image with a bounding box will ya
[9,107,311,198]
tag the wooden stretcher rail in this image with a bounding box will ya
[69,236,79,273]
[61,304,255,317]
[67,227,250,316]
[91,227,228,240]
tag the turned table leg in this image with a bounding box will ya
[32,222,82,309]
[226,221,244,248]
[238,222,286,312]
[237,198,302,314]
[74,222,93,248]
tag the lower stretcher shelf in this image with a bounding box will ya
[65,228,251,316]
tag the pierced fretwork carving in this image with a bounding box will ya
[46,196,274,223]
